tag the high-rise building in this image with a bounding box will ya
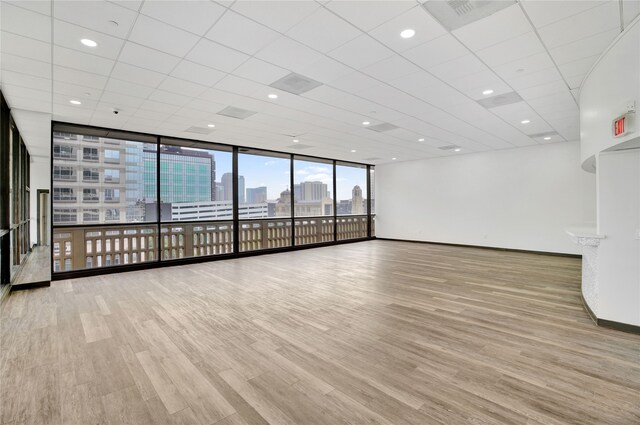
[221,173,245,203]
[246,186,267,204]
[299,181,328,201]
[352,185,364,215]
[152,146,215,204]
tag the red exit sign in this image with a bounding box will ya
[613,115,626,137]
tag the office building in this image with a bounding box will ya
[1,1,639,424]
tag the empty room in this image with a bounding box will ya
[1,0,639,424]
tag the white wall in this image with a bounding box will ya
[29,157,50,247]
[376,141,595,255]
[580,15,640,171]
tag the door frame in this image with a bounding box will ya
[36,189,49,246]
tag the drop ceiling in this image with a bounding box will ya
[1,0,638,164]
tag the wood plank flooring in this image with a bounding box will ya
[1,240,639,424]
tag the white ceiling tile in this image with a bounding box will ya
[325,1,415,32]
[171,60,227,86]
[3,95,51,113]
[506,66,565,91]
[256,36,324,72]
[147,89,192,107]
[2,53,51,79]
[231,0,320,33]
[1,70,50,92]
[1,32,51,63]
[328,72,380,94]
[521,0,607,28]
[548,28,619,65]
[53,80,101,99]
[53,19,125,60]
[128,15,200,57]
[104,78,155,98]
[205,10,280,55]
[139,99,182,115]
[492,52,556,82]
[557,54,601,80]
[1,2,51,42]
[297,56,353,84]
[476,32,545,68]
[427,54,488,83]
[518,80,570,101]
[328,34,394,69]
[53,46,114,75]
[118,42,180,74]
[140,0,225,36]
[100,91,146,109]
[158,76,208,97]
[537,1,620,49]
[361,55,422,82]
[186,38,250,73]
[53,0,137,39]
[110,62,166,87]
[2,83,51,103]
[232,58,289,85]
[402,34,469,69]
[5,1,51,16]
[447,70,512,100]
[623,0,640,25]
[286,7,361,53]
[368,6,446,53]
[54,65,107,90]
[452,4,530,51]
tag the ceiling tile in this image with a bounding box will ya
[140,0,226,36]
[402,34,469,69]
[476,32,545,68]
[104,78,155,98]
[54,65,107,90]
[427,54,488,83]
[118,42,180,74]
[128,15,200,57]
[325,0,415,32]
[256,36,324,72]
[361,55,422,82]
[53,19,125,60]
[53,0,137,38]
[521,0,606,28]
[205,10,280,55]
[452,4,530,51]
[158,76,208,97]
[5,1,51,16]
[368,5,446,52]
[232,58,290,85]
[328,34,395,69]
[286,7,361,53]
[171,60,227,87]
[231,0,320,33]
[2,53,51,79]
[548,28,619,65]
[1,32,51,63]
[53,46,114,75]
[110,62,166,88]
[1,2,51,42]
[186,38,250,73]
[297,56,353,84]
[1,70,50,92]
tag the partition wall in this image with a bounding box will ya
[51,122,375,279]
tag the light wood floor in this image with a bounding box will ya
[12,246,50,286]
[1,240,639,425]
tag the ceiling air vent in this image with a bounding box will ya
[184,126,215,135]
[217,106,257,119]
[270,72,323,95]
[477,91,523,109]
[367,122,399,132]
[438,145,460,151]
[423,0,516,31]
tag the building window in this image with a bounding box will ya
[53,187,75,202]
[104,149,120,163]
[83,188,99,202]
[53,165,75,181]
[104,169,120,183]
[105,208,120,221]
[104,188,120,202]
[83,147,99,161]
[53,144,75,160]
[53,208,77,224]
[238,150,290,219]
[293,157,334,217]
[83,208,99,223]
[336,164,368,216]
[83,168,99,182]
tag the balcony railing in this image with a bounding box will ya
[240,219,291,252]
[336,215,368,240]
[161,221,233,260]
[53,224,158,272]
[294,217,334,245]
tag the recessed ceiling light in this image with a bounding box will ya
[80,38,97,47]
[482,89,494,95]
[207,124,215,128]
[351,149,356,153]
[521,120,530,124]
[544,136,551,140]
[400,29,416,39]
[392,157,397,160]
[268,93,278,99]
[293,139,299,143]
[69,100,82,105]
[362,121,370,125]
[418,138,425,142]
[454,148,461,152]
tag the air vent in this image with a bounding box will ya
[528,131,559,139]
[367,123,399,132]
[270,73,323,95]
[423,0,516,31]
[476,91,523,109]
[217,106,257,119]
[184,126,214,135]
[438,145,460,151]
[286,144,313,150]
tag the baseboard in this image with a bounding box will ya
[375,237,581,258]
[579,294,640,335]
[10,280,50,291]
[580,294,598,325]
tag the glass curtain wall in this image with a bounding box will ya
[336,163,368,240]
[51,123,374,277]
[159,138,233,259]
[293,157,334,245]
[238,149,291,251]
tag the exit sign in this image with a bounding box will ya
[613,113,634,138]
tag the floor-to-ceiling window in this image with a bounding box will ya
[238,149,291,251]
[50,123,374,278]
[336,162,369,240]
[293,157,334,245]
